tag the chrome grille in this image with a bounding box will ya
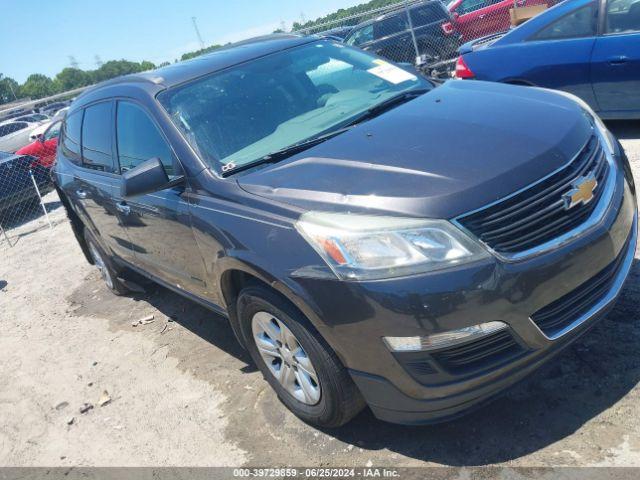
[457,135,609,256]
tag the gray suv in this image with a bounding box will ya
[53,35,636,427]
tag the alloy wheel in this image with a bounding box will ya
[251,311,321,405]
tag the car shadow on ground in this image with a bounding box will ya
[116,253,640,465]
[124,272,256,372]
[608,120,640,141]
[317,257,640,465]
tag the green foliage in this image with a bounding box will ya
[93,59,144,82]
[0,58,158,105]
[19,74,57,100]
[139,61,156,71]
[292,0,406,31]
[55,68,93,91]
[0,74,20,104]
[181,44,223,61]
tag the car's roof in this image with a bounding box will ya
[77,34,318,100]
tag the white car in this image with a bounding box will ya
[0,121,37,153]
[30,107,69,141]
[14,113,50,123]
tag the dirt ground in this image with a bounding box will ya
[1,121,640,468]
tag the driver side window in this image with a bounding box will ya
[116,101,175,175]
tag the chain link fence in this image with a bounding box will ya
[0,88,87,247]
[0,0,558,248]
[296,0,559,78]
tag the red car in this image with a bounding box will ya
[448,0,549,42]
[15,121,60,168]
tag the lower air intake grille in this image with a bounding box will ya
[531,235,630,338]
[432,329,524,375]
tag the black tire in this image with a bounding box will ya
[237,285,365,428]
[83,228,129,296]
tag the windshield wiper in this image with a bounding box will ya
[221,88,429,177]
[221,126,353,177]
[344,88,431,127]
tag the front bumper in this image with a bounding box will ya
[290,142,637,425]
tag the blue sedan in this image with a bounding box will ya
[455,0,640,119]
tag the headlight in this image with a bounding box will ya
[295,212,490,280]
[542,89,615,156]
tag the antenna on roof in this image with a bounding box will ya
[191,16,206,49]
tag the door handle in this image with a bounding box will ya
[116,202,131,215]
[76,189,87,199]
[609,56,628,65]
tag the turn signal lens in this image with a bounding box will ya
[455,56,475,79]
[383,321,508,352]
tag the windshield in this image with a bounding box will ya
[158,41,432,174]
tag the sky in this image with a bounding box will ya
[0,0,362,83]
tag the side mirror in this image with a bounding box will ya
[452,12,460,19]
[37,133,45,144]
[121,157,183,197]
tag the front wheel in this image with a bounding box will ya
[238,286,365,428]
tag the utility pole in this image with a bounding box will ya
[94,55,104,68]
[191,16,206,49]
[8,81,17,101]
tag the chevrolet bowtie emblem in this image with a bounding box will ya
[563,173,597,210]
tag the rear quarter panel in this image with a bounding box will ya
[464,38,597,102]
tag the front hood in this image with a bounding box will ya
[238,81,593,219]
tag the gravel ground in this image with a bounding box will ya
[1,121,639,468]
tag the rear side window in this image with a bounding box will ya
[411,4,448,26]
[458,0,488,15]
[0,122,27,137]
[374,14,409,38]
[60,110,83,164]
[116,101,174,175]
[81,102,115,173]
[532,4,596,40]
[606,0,640,33]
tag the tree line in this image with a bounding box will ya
[0,0,407,106]
[0,59,163,106]
[291,0,405,31]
